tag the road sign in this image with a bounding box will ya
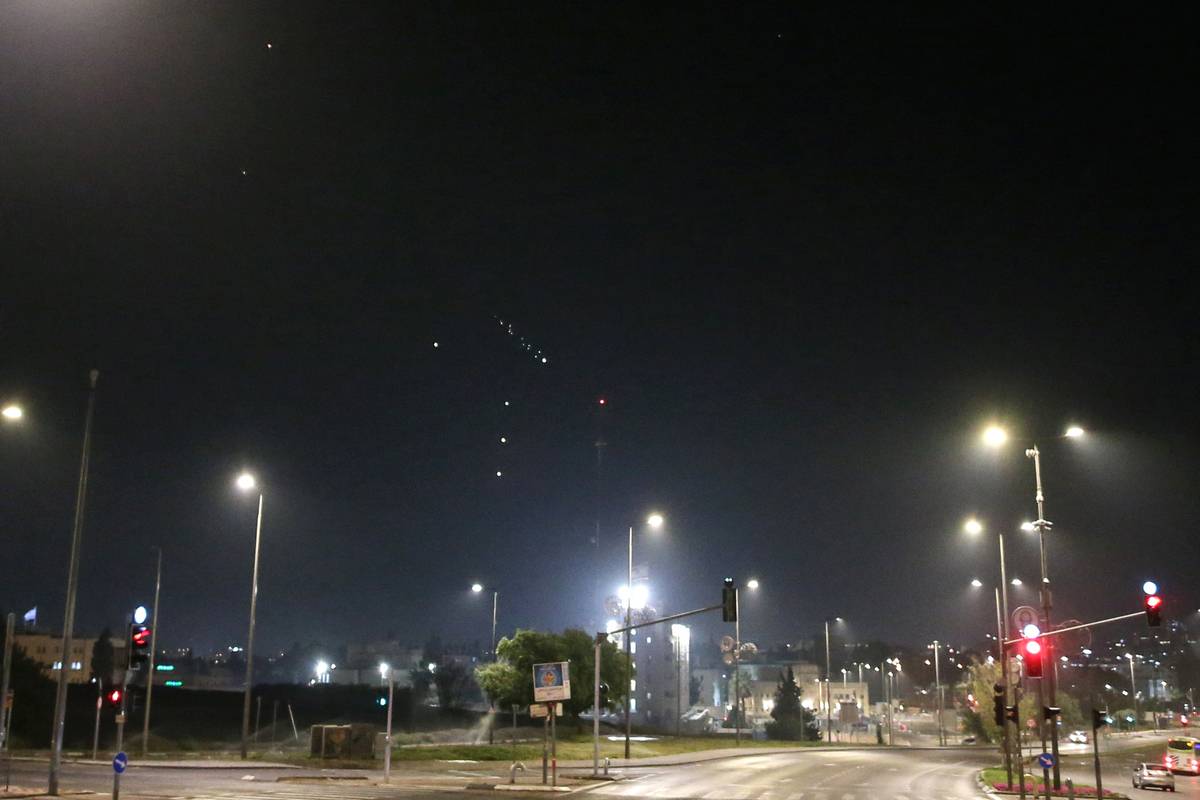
[113,752,128,774]
[1037,752,1055,769]
[1012,606,1039,634]
[529,702,563,718]
[533,662,570,702]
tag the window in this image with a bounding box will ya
[630,642,636,654]
[630,699,637,713]
[630,679,636,691]
[52,661,62,670]
[646,637,652,644]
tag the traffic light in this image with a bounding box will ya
[1005,704,1019,723]
[993,683,1005,727]
[1143,581,1163,627]
[1092,708,1110,730]
[1023,638,1043,678]
[107,688,123,707]
[1043,705,1061,721]
[130,624,152,664]
[722,577,737,622]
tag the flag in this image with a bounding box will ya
[22,607,36,624]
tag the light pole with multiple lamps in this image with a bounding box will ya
[235,471,265,760]
[623,512,663,759]
[965,517,1013,786]
[983,423,1084,789]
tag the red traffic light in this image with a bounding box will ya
[1147,595,1162,609]
[107,688,123,706]
[1024,639,1042,655]
[1023,638,1044,678]
[132,628,152,647]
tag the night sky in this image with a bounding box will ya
[1,5,1195,658]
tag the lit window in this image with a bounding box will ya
[630,699,637,713]
[630,642,636,654]
[647,693,652,699]
[646,637,652,644]
[52,661,62,670]
[630,679,636,691]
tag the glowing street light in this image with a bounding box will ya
[646,512,664,529]
[1,404,23,421]
[1020,521,1036,532]
[471,583,483,593]
[982,425,1008,448]
[1065,426,1085,439]
[1011,577,1023,586]
[235,471,265,760]
[746,579,760,590]
[964,518,983,535]
[970,578,983,588]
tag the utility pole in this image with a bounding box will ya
[932,640,944,746]
[141,548,162,756]
[734,589,742,744]
[48,369,99,797]
[1,613,14,754]
[240,491,264,760]
[1027,445,1061,788]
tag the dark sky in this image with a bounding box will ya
[1,4,1196,658]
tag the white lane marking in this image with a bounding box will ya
[785,793,805,800]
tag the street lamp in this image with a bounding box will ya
[623,512,664,759]
[982,423,1085,789]
[824,617,844,743]
[236,471,265,760]
[48,369,100,797]
[470,583,499,658]
[380,663,394,783]
[0,404,22,421]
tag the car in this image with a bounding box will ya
[1068,730,1089,744]
[1133,762,1176,792]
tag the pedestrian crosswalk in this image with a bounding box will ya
[173,785,463,800]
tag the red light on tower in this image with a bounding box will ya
[597,397,606,406]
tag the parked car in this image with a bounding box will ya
[1133,762,1175,792]
[1068,730,1088,744]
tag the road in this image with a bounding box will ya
[7,743,1199,800]
[587,748,993,800]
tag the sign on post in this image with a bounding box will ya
[529,703,563,718]
[1037,752,1055,769]
[533,662,570,702]
[113,751,128,774]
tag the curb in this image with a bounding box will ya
[466,783,574,792]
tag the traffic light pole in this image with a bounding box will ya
[113,631,130,800]
[1027,445,1062,789]
[995,587,1012,789]
[594,603,723,776]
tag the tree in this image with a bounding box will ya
[433,659,473,709]
[90,627,114,684]
[473,628,629,720]
[961,658,1083,744]
[765,667,819,740]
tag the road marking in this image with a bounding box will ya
[785,793,805,800]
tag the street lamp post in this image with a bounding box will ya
[624,513,663,759]
[236,472,265,760]
[824,618,842,743]
[141,548,163,756]
[931,640,944,746]
[381,663,394,783]
[471,584,500,744]
[48,369,100,797]
[1127,654,1138,728]
[966,518,1013,786]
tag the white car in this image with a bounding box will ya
[1067,730,1088,744]
[1133,763,1175,792]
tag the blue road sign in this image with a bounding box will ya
[1037,752,1055,769]
[113,751,128,774]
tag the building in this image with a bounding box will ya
[622,623,690,731]
[13,632,126,685]
[693,661,824,726]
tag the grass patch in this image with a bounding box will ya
[391,733,840,762]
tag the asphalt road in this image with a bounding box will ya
[588,747,994,800]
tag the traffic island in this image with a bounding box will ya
[980,768,1129,798]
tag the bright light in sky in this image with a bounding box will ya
[982,425,1008,447]
[1011,577,1023,586]
[646,513,664,529]
[235,473,256,491]
[964,518,983,535]
[746,579,760,590]
[471,583,483,593]
[315,660,329,676]
[1,404,22,421]
[1020,521,1035,532]
[1065,425,1085,438]
[970,578,983,588]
